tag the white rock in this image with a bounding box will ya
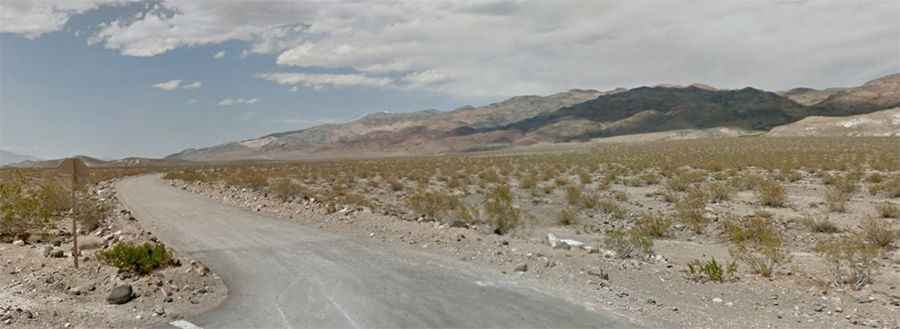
[712,297,723,303]
[11,240,25,247]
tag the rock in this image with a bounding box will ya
[48,248,65,258]
[514,263,528,272]
[107,285,134,305]
[546,234,585,250]
[42,246,53,257]
[11,240,25,247]
[712,297,723,304]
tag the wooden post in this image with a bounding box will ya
[58,158,88,270]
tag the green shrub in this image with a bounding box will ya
[686,257,737,283]
[99,242,172,275]
[604,228,653,259]
[484,184,521,235]
[636,212,671,238]
[269,179,306,202]
[816,236,879,290]
[676,187,709,234]
[723,215,788,277]
[706,181,734,203]
[825,186,850,213]
[558,207,578,226]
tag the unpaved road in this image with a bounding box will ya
[117,175,643,329]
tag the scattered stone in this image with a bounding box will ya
[107,285,134,305]
[712,297,723,304]
[513,263,528,272]
[11,240,25,247]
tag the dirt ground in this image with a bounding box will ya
[0,180,226,329]
[173,168,900,329]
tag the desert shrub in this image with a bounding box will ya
[407,190,462,221]
[75,197,109,232]
[223,169,268,191]
[269,179,305,202]
[636,212,671,238]
[802,216,840,234]
[558,207,578,226]
[597,199,626,220]
[37,181,72,214]
[816,236,879,290]
[387,176,404,192]
[99,242,172,275]
[859,217,898,249]
[565,186,584,207]
[676,187,709,234]
[0,181,54,238]
[706,181,734,203]
[723,215,789,277]
[162,169,206,183]
[578,170,592,185]
[520,173,538,190]
[756,180,787,207]
[484,184,521,235]
[604,228,653,258]
[686,257,737,283]
[731,173,763,191]
[825,186,850,213]
[878,202,899,218]
[666,170,705,192]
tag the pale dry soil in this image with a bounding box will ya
[174,171,900,329]
[0,180,226,329]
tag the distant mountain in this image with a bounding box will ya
[767,107,900,137]
[6,155,193,168]
[168,73,900,161]
[167,89,611,161]
[784,73,900,115]
[0,150,40,166]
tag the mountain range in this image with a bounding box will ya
[165,73,900,162]
[0,150,40,166]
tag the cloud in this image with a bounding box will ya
[213,50,225,59]
[0,0,132,39]
[218,97,259,106]
[13,0,900,96]
[152,79,181,91]
[256,72,394,90]
[182,81,202,89]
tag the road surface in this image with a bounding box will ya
[117,175,642,329]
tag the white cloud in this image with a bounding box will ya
[11,0,900,96]
[218,97,259,106]
[0,0,133,39]
[152,79,181,91]
[182,81,202,89]
[256,72,394,90]
[213,51,225,59]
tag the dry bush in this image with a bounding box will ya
[666,170,705,192]
[816,236,879,290]
[484,184,520,235]
[75,196,110,232]
[676,187,709,234]
[858,217,898,249]
[269,179,305,202]
[162,169,207,183]
[756,179,787,207]
[565,186,584,208]
[723,215,789,278]
[878,202,899,218]
[636,212,671,238]
[870,175,900,198]
[706,181,734,203]
[597,199,626,220]
[825,186,850,213]
[407,189,462,221]
[558,207,578,226]
[604,228,653,258]
[802,216,840,234]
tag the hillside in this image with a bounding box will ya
[0,150,40,166]
[767,107,900,137]
[168,73,900,161]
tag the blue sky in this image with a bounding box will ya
[1,0,898,159]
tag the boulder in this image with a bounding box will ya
[107,285,134,305]
[11,240,25,247]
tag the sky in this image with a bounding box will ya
[1,0,898,159]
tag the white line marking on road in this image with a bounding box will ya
[170,320,204,329]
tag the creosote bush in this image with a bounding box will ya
[604,228,653,259]
[636,212,671,238]
[816,236,879,290]
[484,184,520,235]
[723,215,789,278]
[802,216,840,234]
[877,202,899,218]
[686,257,737,283]
[859,217,898,249]
[676,187,709,234]
[99,242,173,275]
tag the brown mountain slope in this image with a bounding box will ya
[167,89,609,161]
[784,73,900,115]
[767,107,900,137]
